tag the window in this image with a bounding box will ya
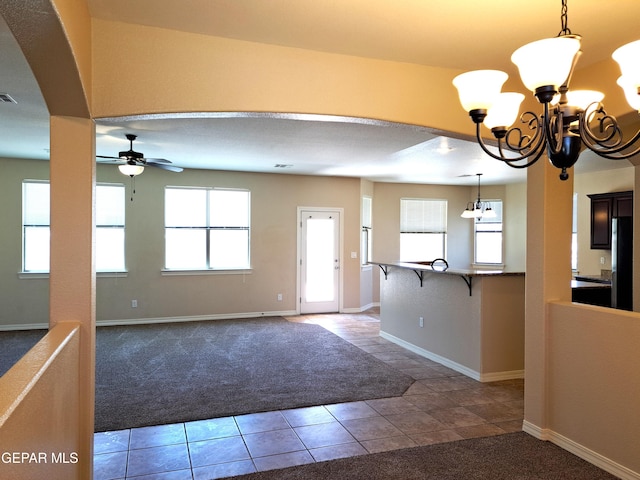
[22,181,125,272]
[165,187,250,270]
[400,198,447,261]
[361,196,372,266]
[474,200,503,264]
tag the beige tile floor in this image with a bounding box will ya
[94,310,524,480]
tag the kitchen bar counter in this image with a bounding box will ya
[373,260,525,382]
[370,260,524,296]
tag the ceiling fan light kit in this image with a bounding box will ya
[97,133,183,201]
[118,163,145,177]
[452,0,640,181]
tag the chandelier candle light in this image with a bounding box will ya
[452,0,640,181]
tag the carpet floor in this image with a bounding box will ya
[95,317,414,432]
[227,432,618,480]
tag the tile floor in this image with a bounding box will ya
[94,310,524,480]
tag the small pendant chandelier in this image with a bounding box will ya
[452,0,640,181]
[461,174,496,219]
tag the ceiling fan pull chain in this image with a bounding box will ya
[130,175,136,202]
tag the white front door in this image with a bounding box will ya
[299,209,341,314]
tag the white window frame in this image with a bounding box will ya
[474,199,503,266]
[400,198,447,262]
[164,186,251,272]
[22,180,126,274]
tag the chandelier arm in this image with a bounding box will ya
[579,106,640,158]
[580,105,623,146]
[581,133,640,159]
[502,112,546,155]
[542,104,566,156]
[502,145,546,169]
[474,115,546,167]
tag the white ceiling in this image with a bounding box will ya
[1,1,638,186]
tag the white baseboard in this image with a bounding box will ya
[96,310,299,327]
[380,330,481,380]
[341,302,379,314]
[523,421,640,480]
[0,311,299,331]
[0,307,382,331]
[0,322,48,331]
[380,330,523,383]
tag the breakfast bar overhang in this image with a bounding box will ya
[372,261,525,382]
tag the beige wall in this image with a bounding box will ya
[547,302,640,476]
[372,182,473,267]
[372,181,527,270]
[504,182,527,271]
[1,158,531,327]
[0,158,368,327]
[91,19,471,137]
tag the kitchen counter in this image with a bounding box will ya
[370,260,524,296]
[571,279,611,308]
[370,260,524,277]
[373,259,525,382]
[574,275,611,285]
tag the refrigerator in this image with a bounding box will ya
[611,217,633,311]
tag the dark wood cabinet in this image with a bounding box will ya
[588,191,633,249]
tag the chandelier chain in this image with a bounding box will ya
[558,0,572,36]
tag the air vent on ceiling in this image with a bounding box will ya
[0,93,17,104]
[274,164,293,168]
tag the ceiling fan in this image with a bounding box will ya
[97,133,183,176]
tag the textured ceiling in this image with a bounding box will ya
[1,1,638,185]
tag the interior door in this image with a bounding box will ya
[300,210,340,313]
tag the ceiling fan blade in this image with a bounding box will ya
[143,157,171,164]
[96,155,121,160]
[150,163,183,172]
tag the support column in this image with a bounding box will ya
[49,116,96,479]
[523,158,573,436]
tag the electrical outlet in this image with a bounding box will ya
[419,316,424,327]
[277,293,283,301]
[131,300,138,308]
[600,256,605,265]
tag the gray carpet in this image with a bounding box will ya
[0,329,46,377]
[95,317,414,432]
[228,432,617,480]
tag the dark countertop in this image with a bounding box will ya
[369,260,525,277]
[572,280,612,289]
[574,274,612,285]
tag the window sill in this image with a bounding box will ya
[18,271,128,279]
[161,269,253,276]
[471,263,505,270]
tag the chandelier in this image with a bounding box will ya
[452,0,640,181]
[461,173,496,219]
